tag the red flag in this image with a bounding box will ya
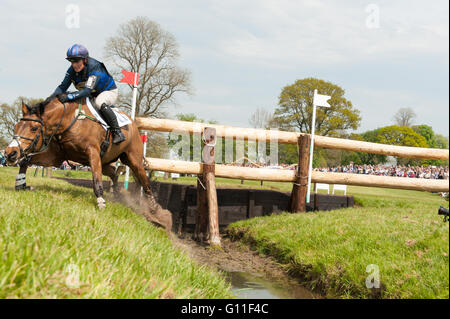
[140,134,147,143]
[120,69,139,86]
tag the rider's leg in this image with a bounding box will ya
[95,89,125,144]
[99,104,125,144]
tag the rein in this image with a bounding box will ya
[15,101,84,163]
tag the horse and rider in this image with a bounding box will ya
[4,44,172,233]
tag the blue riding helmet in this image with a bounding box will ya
[66,44,89,61]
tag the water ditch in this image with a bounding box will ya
[174,235,321,299]
[225,271,319,299]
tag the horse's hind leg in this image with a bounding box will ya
[119,153,153,201]
[120,151,172,233]
[102,163,120,198]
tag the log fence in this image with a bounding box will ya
[137,117,449,247]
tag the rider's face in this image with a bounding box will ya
[71,59,85,73]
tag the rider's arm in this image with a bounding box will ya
[52,67,73,96]
[67,75,98,100]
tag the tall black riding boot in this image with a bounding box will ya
[99,103,126,144]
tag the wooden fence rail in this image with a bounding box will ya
[136,117,449,160]
[144,157,449,193]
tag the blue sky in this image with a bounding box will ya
[0,0,448,135]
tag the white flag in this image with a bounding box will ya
[313,91,331,108]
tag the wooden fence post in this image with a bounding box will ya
[290,134,311,212]
[202,127,220,247]
[194,173,208,241]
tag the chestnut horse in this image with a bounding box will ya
[5,96,172,232]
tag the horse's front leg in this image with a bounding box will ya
[87,147,105,209]
[15,164,31,191]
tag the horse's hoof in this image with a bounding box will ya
[158,208,173,234]
[97,197,106,210]
[15,185,34,191]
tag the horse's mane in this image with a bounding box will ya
[30,95,61,115]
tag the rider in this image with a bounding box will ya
[51,44,125,144]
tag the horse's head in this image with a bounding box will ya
[4,100,49,165]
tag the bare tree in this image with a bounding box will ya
[146,132,169,159]
[393,107,416,127]
[0,97,43,140]
[249,107,274,129]
[104,16,192,117]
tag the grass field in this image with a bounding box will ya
[1,167,448,298]
[52,172,450,298]
[0,167,232,298]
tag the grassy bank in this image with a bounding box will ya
[227,187,449,298]
[0,167,233,298]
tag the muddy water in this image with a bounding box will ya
[171,235,321,299]
[224,271,320,299]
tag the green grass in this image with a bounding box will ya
[0,167,232,298]
[5,167,447,298]
[227,186,449,298]
[51,168,135,182]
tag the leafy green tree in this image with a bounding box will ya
[376,125,428,148]
[434,134,449,150]
[357,130,387,164]
[412,124,436,148]
[278,144,298,165]
[374,125,428,165]
[419,132,449,166]
[273,78,361,137]
[312,149,328,168]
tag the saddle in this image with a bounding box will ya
[75,98,132,157]
[83,98,132,130]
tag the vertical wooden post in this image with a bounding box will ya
[247,190,255,219]
[290,135,311,212]
[202,127,220,247]
[194,174,208,241]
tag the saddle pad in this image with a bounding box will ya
[86,98,132,130]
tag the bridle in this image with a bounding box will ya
[13,102,69,164]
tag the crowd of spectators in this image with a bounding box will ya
[223,159,449,180]
[225,161,296,169]
[314,163,449,180]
